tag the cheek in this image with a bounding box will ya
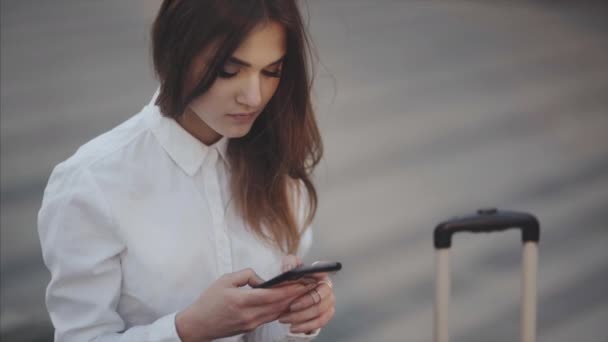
[193,84,233,114]
[262,79,281,103]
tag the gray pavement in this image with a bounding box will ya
[2,1,607,341]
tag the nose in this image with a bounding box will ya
[236,74,262,109]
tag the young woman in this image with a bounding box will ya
[37,1,335,341]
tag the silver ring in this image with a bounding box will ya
[312,288,321,304]
[317,279,333,289]
[308,291,318,305]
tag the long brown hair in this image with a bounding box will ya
[151,0,322,254]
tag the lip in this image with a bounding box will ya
[227,111,256,117]
[226,111,258,122]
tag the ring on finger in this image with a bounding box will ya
[308,291,318,305]
[312,288,322,304]
[308,289,320,305]
[317,279,333,289]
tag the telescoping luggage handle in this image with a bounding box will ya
[433,208,540,342]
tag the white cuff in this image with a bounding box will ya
[151,311,182,342]
[279,328,320,342]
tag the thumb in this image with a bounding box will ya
[225,268,265,288]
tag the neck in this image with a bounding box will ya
[176,108,222,146]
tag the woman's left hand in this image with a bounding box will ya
[277,259,336,334]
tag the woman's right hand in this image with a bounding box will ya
[175,268,316,342]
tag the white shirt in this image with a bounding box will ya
[38,92,317,342]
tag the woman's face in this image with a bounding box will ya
[182,21,286,145]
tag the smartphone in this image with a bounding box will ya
[253,261,342,288]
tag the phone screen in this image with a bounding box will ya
[254,261,342,288]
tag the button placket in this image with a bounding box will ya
[204,149,233,275]
[205,150,223,224]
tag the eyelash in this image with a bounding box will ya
[217,69,282,79]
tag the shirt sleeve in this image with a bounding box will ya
[244,321,320,342]
[38,165,182,342]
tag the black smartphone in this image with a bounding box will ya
[253,261,342,288]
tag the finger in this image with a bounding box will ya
[302,277,318,286]
[288,281,333,312]
[225,288,302,329]
[226,268,265,288]
[316,278,333,291]
[279,292,334,325]
[286,291,315,313]
[289,306,335,334]
[251,294,299,323]
[271,278,315,289]
[245,282,316,306]
[303,272,328,282]
[281,255,303,272]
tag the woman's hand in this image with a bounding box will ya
[175,268,316,342]
[278,261,336,334]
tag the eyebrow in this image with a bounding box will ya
[227,55,285,68]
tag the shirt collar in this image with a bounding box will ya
[147,88,229,176]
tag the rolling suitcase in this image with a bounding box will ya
[433,208,540,342]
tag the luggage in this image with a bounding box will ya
[433,208,540,342]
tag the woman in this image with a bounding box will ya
[37,1,335,341]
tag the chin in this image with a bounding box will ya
[224,126,253,139]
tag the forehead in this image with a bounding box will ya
[232,21,286,68]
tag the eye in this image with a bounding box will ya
[218,63,240,78]
[262,67,282,78]
[218,69,238,78]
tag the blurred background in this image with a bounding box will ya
[1,1,607,341]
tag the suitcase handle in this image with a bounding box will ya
[433,208,540,342]
[434,208,540,249]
